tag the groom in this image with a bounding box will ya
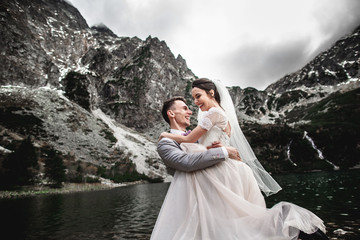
[158,96,240,175]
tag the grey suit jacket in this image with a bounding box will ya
[157,138,226,175]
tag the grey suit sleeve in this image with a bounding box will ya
[157,138,226,172]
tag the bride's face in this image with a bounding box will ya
[192,87,217,111]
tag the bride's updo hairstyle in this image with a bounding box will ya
[192,78,221,105]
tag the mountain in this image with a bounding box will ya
[229,25,360,172]
[0,0,196,185]
[0,0,195,132]
[230,25,360,125]
[0,86,168,184]
[0,0,359,188]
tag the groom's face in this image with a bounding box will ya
[171,100,192,127]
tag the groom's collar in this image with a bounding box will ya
[170,129,185,135]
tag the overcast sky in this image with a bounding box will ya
[68,0,360,90]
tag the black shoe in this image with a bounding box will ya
[298,229,329,240]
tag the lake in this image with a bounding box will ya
[0,170,359,240]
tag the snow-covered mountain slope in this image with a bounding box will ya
[0,85,169,180]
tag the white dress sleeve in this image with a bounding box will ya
[199,108,228,131]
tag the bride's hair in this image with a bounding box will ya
[192,78,221,105]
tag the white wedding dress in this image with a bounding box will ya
[151,108,325,240]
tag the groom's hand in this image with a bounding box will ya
[208,142,241,161]
[226,147,242,161]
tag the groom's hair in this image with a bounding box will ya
[162,96,187,124]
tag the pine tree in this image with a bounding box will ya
[3,137,39,187]
[44,149,66,188]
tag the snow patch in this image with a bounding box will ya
[324,69,337,76]
[92,109,168,179]
[0,146,12,154]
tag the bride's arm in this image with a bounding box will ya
[159,125,207,143]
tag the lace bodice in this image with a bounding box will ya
[198,108,230,147]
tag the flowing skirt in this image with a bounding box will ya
[151,160,325,240]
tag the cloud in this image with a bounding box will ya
[309,0,360,54]
[69,0,189,39]
[69,0,360,90]
[211,0,360,89]
[215,37,312,89]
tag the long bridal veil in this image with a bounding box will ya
[201,80,282,196]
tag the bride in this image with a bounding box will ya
[151,78,328,240]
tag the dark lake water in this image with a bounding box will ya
[1,170,359,240]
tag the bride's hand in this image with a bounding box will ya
[207,141,223,149]
[158,132,171,142]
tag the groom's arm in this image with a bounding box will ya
[157,138,226,172]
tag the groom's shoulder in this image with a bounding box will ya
[157,138,180,150]
[158,137,177,146]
